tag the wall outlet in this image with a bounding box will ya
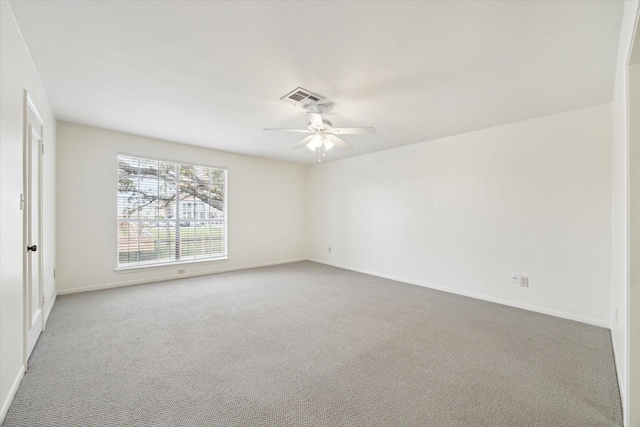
[177,268,186,275]
[511,274,519,285]
[328,247,332,253]
[519,276,529,287]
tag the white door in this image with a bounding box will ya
[25,99,43,362]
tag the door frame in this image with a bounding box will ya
[22,90,44,368]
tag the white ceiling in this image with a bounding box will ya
[9,1,624,165]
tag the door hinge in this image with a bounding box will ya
[42,295,45,306]
[41,144,44,155]
[20,193,24,210]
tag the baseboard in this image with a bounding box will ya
[0,365,25,424]
[307,258,609,329]
[56,258,307,295]
[56,256,610,327]
[1,298,58,423]
[610,330,627,426]
[43,292,57,330]
[0,296,58,423]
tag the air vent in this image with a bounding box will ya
[280,87,324,107]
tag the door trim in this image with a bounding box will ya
[23,90,44,368]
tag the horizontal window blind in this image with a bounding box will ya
[117,154,226,268]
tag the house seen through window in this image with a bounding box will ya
[117,154,226,268]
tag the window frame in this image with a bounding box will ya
[115,153,228,271]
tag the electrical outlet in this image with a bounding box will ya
[511,274,519,285]
[519,276,529,287]
[328,247,332,253]
[177,268,186,275]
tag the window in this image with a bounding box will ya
[117,154,226,268]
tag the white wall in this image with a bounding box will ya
[629,61,640,427]
[0,0,57,422]
[55,122,306,293]
[307,104,612,327]
[610,2,640,425]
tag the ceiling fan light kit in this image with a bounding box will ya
[265,91,375,162]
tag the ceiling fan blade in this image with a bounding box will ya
[326,134,352,150]
[327,127,376,135]
[292,134,316,149]
[263,128,311,133]
[307,112,324,128]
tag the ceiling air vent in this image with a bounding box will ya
[280,87,324,107]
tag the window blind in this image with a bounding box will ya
[117,154,226,268]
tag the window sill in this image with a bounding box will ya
[114,256,228,273]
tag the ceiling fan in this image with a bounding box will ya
[264,104,376,161]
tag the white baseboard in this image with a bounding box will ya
[55,256,610,327]
[307,258,609,329]
[57,258,307,295]
[43,292,57,330]
[610,330,627,426]
[1,365,25,424]
[1,297,58,423]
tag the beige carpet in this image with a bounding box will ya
[4,261,622,426]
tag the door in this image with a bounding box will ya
[24,95,43,362]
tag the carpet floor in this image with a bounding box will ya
[3,261,622,426]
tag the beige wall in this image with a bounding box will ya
[55,122,306,293]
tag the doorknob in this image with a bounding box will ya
[27,245,37,252]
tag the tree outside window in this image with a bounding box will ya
[117,154,226,267]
